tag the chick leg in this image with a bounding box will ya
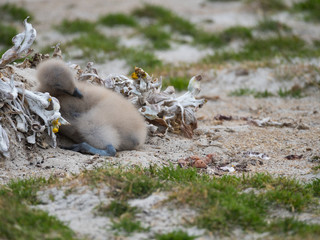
[62,142,116,156]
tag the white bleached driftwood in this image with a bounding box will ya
[0,17,36,69]
[0,73,68,158]
[76,64,205,137]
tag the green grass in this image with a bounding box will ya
[0,23,18,47]
[278,87,302,98]
[132,5,197,36]
[11,166,316,238]
[99,13,138,27]
[119,48,162,73]
[0,3,33,21]
[83,166,163,200]
[269,218,320,237]
[55,19,96,34]
[230,87,303,98]
[194,26,252,48]
[306,178,320,197]
[245,0,288,13]
[253,90,275,98]
[229,88,255,97]
[111,215,148,235]
[256,19,292,33]
[67,31,118,60]
[219,26,253,42]
[293,0,320,22]
[0,178,76,239]
[204,36,320,63]
[141,24,171,50]
[162,76,190,91]
[194,31,225,48]
[96,200,137,218]
[155,230,196,240]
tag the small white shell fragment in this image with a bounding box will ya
[220,166,235,173]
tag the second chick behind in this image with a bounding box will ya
[37,59,147,156]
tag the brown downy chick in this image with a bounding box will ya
[36,59,147,156]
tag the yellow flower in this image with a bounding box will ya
[131,72,138,80]
[52,119,59,125]
[52,118,61,133]
[48,97,52,102]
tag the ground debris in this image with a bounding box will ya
[0,17,36,68]
[0,72,68,158]
[0,19,68,159]
[246,117,309,129]
[243,151,270,160]
[285,154,303,160]
[74,64,205,137]
[214,114,232,121]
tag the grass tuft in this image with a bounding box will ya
[155,230,197,240]
[269,218,320,236]
[96,200,137,218]
[111,215,148,235]
[141,24,171,50]
[0,3,33,21]
[256,19,292,33]
[219,26,253,42]
[245,0,288,13]
[278,87,302,98]
[55,19,96,34]
[162,76,190,91]
[120,48,162,73]
[66,31,118,60]
[293,0,320,22]
[133,5,197,36]
[99,13,138,27]
[204,36,319,63]
[0,177,75,239]
[0,23,18,47]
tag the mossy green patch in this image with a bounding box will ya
[204,36,320,63]
[141,24,171,50]
[55,19,96,34]
[96,200,138,218]
[293,0,320,22]
[219,26,253,42]
[111,215,148,235]
[245,0,288,13]
[119,48,162,73]
[155,230,196,240]
[269,218,320,237]
[278,87,302,98]
[230,87,304,98]
[43,166,320,238]
[256,19,292,33]
[0,3,33,21]
[133,5,197,36]
[66,31,118,60]
[0,23,18,47]
[229,88,255,97]
[162,76,190,91]
[99,13,138,27]
[0,177,76,240]
[194,31,224,48]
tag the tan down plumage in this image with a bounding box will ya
[36,59,146,156]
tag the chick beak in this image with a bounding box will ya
[72,88,83,99]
